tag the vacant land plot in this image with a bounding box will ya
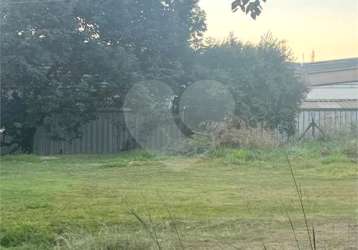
[0,141,357,249]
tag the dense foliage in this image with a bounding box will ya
[0,0,206,153]
[1,0,303,153]
[196,34,305,135]
[231,0,267,19]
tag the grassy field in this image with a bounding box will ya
[0,140,357,249]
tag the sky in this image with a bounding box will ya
[199,0,358,62]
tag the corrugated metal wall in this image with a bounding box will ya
[297,109,358,137]
[33,111,134,155]
[26,109,358,155]
[33,111,184,155]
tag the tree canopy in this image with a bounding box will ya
[0,0,206,152]
[231,0,266,19]
[1,0,304,154]
[195,34,305,135]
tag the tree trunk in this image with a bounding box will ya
[20,127,37,154]
[171,94,194,138]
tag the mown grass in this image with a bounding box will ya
[0,140,357,249]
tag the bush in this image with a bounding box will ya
[208,117,280,149]
[167,117,285,156]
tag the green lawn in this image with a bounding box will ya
[0,141,357,249]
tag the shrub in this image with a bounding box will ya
[208,117,280,149]
[167,117,285,156]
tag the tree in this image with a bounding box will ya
[1,1,109,153]
[73,0,206,138]
[0,0,206,153]
[196,33,305,135]
[231,0,266,19]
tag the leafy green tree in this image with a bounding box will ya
[0,1,111,153]
[196,33,305,135]
[74,0,207,138]
[0,0,206,153]
[231,0,266,19]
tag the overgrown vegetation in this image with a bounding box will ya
[0,0,304,153]
[0,0,206,152]
[196,34,305,135]
[1,138,357,249]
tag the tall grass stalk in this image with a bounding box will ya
[129,209,162,250]
[158,193,185,250]
[286,155,315,250]
[286,211,301,250]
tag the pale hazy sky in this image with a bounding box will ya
[199,0,358,62]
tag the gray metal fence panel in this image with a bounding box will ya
[33,111,132,155]
[296,109,358,138]
[6,109,358,155]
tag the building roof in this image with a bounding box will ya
[301,99,358,110]
[302,58,358,74]
[306,82,358,100]
[296,58,358,111]
[297,57,358,86]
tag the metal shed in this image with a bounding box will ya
[297,58,358,137]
